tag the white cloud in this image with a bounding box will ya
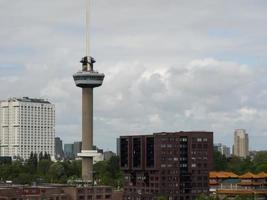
[1,0,267,151]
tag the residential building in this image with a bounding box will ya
[119,131,214,200]
[64,143,74,159]
[214,143,231,158]
[0,185,121,200]
[0,97,55,160]
[233,129,249,158]
[55,137,64,160]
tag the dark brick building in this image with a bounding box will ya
[119,131,213,200]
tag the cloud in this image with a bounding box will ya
[1,0,267,151]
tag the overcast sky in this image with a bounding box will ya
[1,0,267,152]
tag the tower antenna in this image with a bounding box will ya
[85,0,90,57]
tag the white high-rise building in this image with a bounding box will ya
[214,143,231,158]
[0,97,55,160]
[233,129,249,158]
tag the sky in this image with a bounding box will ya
[1,0,267,152]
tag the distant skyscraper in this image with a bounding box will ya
[55,137,63,160]
[64,143,74,159]
[73,141,82,157]
[0,97,55,160]
[233,129,249,158]
[214,143,231,158]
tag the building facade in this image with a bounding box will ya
[55,137,64,160]
[233,129,249,158]
[64,143,74,159]
[0,97,55,160]
[73,141,82,157]
[119,131,214,200]
[0,185,121,200]
[214,143,230,158]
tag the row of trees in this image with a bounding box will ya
[0,154,122,186]
[214,150,267,174]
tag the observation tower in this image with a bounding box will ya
[73,0,104,183]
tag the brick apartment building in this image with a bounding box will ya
[119,131,214,200]
[0,185,123,200]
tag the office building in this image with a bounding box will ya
[0,97,55,160]
[55,137,64,160]
[119,131,214,200]
[64,143,74,159]
[73,141,82,157]
[214,143,230,158]
[233,129,249,158]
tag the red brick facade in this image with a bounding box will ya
[120,131,214,200]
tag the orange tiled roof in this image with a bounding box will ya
[209,171,238,179]
[257,172,267,178]
[239,172,259,179]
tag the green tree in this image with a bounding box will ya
[253,151,267,165]
[48,162,65,183]
[213,150,228,171]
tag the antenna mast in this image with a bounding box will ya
[85,0,90,57]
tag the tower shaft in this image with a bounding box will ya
[82,88,93,181]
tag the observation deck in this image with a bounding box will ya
[73,71,104,88]
[73,56,105,88]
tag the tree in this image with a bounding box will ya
[253,151,267,165]
[93,156,123,187]
[48,162,65,183]
[213,150,228,171]
[39,152,44,160]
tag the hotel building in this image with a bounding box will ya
[0,97,55,160]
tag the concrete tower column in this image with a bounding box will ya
[82,88,93,181]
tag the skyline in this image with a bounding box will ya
[1,0,267,151]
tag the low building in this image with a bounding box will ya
[104,151,116,161]
[209,171,267,199]
[0,185,120,200]
[0,186,68,199]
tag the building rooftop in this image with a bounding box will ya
[210,171,267,179]
[6,97,51,104]
[210,171,239,179]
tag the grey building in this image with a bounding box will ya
[64,144,74,159]
[104,151,116,160]
[55,137,64,160]
[214,143,231,158]
[73,141,82,157]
